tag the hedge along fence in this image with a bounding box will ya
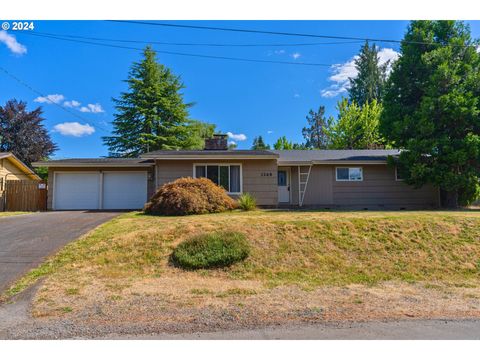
[144,177,237,216]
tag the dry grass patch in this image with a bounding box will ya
[5,209,480,324]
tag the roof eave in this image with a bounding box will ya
[142,155,279,160]
[278,160,389,166]
[32,162,155,168]
[2,154,41,180]
[312,160,388,165]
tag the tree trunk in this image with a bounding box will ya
[440,189,459,209]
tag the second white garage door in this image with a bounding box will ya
[54,171,147,210]
[102,172,148,210]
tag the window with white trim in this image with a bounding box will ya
[395,166,405,181]
[194,164,242,194]
[336,167,363,181]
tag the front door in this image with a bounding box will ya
[278,169,290,203]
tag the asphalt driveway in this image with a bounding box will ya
[0,211,120,293]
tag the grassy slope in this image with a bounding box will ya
[5,210,480,298]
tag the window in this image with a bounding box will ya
[395,166,405,181]
[278,170,287,186]
[194,164,242,194]
[336,167,363,181]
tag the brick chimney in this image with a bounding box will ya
[204,134,228,150]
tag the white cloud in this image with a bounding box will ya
[291,52,301,60]
[228,140,237,146]
[293,92,300,98]
[53,122,95,137]
[274,49,285,55]
[321,48,400,98]
[227,131,247,141]
[320,57,358,98]
[377,48,400,73]
[63,100,81,108]
[0,31,27,55]
[79,103,105,113]
[34,94,65,104]
[267,130,274,134]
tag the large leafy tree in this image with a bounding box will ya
[327,98,385,150]
[103,46,214,157]
[273,136,306,150]
[251,136,270,150]
[0,99,57,167]
[380,20,480,207]
[273,136,294,150]
[348,41,389,106]
[301,106,330,149]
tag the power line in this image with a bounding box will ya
[109,20,474,48]
[0,65,110,133]
[32,31,364,47]
[20,32,333,67]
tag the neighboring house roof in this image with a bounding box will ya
[0,152,41,180]
[273,150,400,165]
[140,150,279,160]
[32,158,155,167]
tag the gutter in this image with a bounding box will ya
[278,160,389,166]
[32,162,155,168]
[142,155,279,160]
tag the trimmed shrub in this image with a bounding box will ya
[144,177,237,216]
[172,231,250,269]
[237,193,257,211]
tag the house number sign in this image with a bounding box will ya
[260,172,273,177]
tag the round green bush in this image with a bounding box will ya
[172,231,250,269]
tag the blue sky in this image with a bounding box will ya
[1,20,479,158]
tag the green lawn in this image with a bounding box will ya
[5,209,480,300]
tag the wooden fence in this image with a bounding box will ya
[3,180,47,212]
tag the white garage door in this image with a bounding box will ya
[54,172,101,210]
[54,171,148,210]
[102,172,148,210]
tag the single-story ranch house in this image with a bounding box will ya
[33,135,440,210]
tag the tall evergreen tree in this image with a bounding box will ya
[0,99,57,167]
[301,106,330,149]
[381,21,480,207]
[348,41,389,106]
[103,46,212,157]
[251,136,270,150]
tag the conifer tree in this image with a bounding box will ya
[348,41,389,106]
[103,46,213,157]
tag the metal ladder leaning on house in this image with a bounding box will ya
[298,165,312,207]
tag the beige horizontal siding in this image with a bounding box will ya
[0,158,30,181]
[303,165,333,205]
[331,164,439,208]
[287,164,439,209]
[155,159,278,206]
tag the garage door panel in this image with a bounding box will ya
[102,172,147,210]
[55,173,100,210]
